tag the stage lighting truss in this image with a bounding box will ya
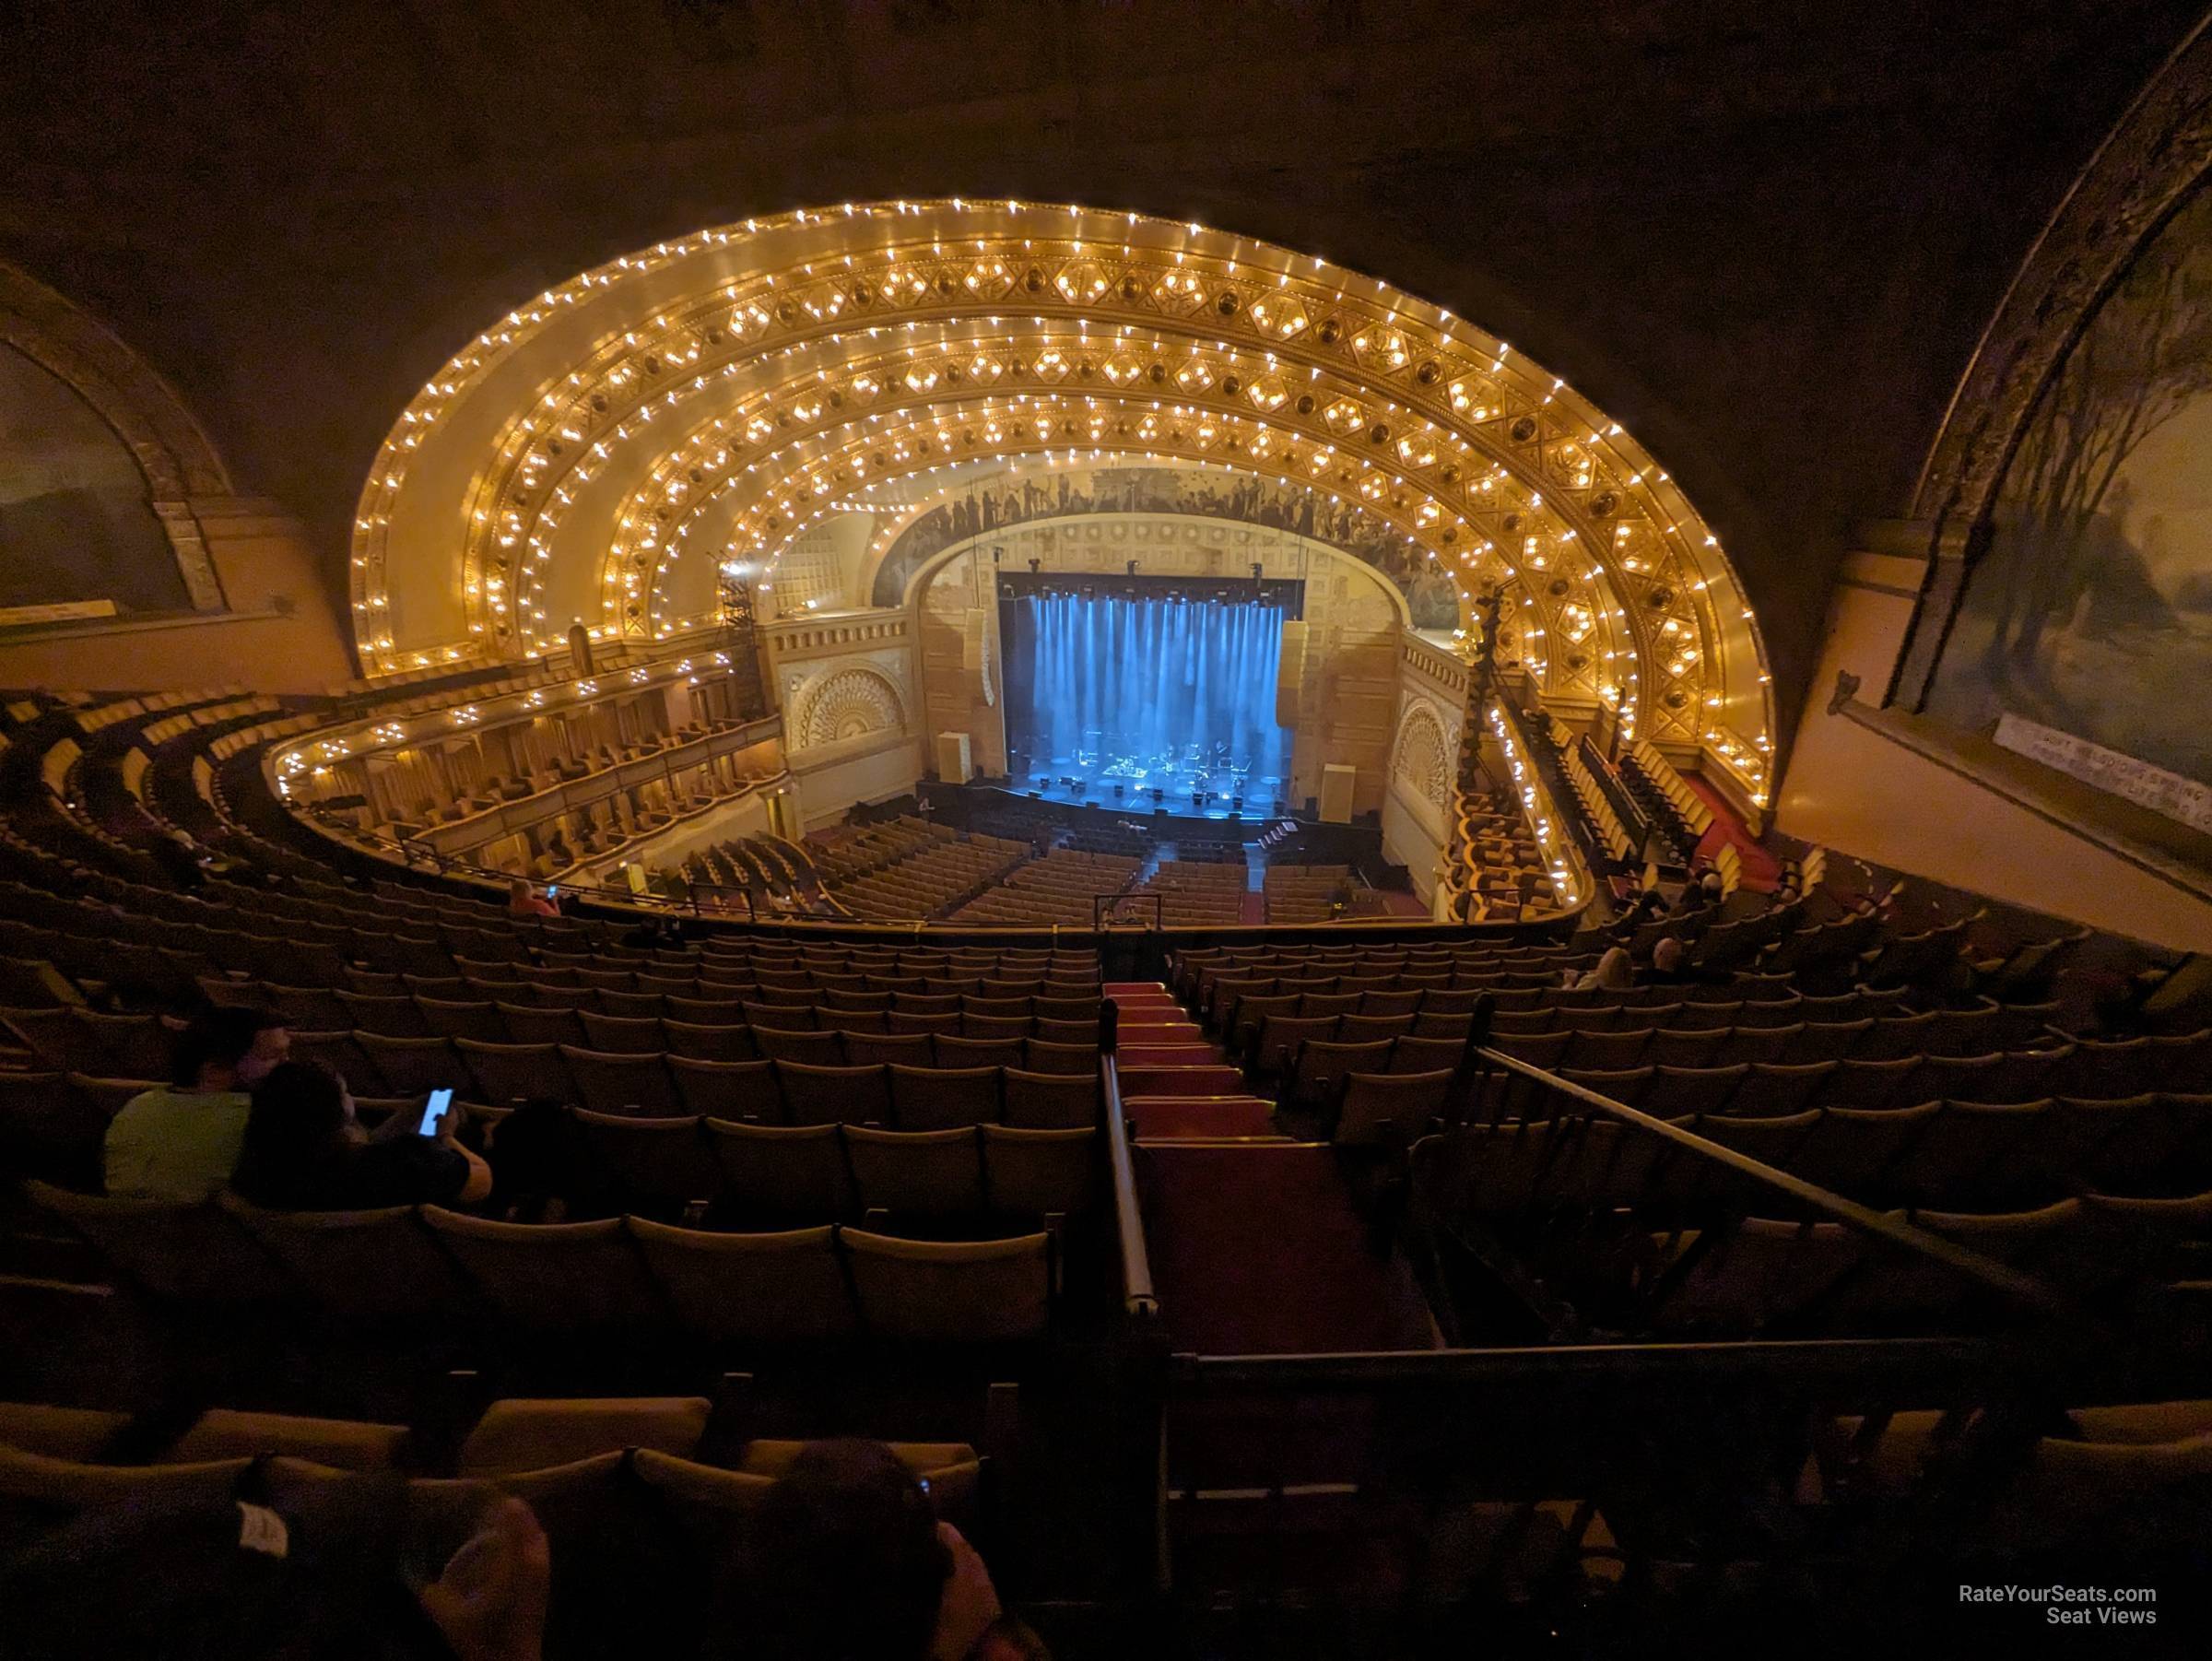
[350,200,1774,799]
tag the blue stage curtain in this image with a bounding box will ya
[1003,592,1288,787]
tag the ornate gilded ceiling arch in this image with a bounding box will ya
[350,199,1777,802]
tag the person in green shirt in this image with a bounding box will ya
[102,1007,291,1200]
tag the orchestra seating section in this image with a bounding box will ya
[948,849,1142,926]
[1128,860,1246,927]
[809,818,1028,920]
[4,679,2210,1636]
[1262,863,1348,923]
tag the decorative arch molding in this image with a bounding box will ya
[1391,698,1454,808]
[0,260,235,613]
[893,511,1418,632]
[859,458,1463,626]
[789,663,907,752]
[1895,18,2212,706]
[346,200,1775,804]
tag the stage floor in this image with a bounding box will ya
[1005,757,1288,821]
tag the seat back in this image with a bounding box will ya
[844,1125,986,1219]
[981,1124,1096,1219]
[1003,1068,1097,1129]
[419,1208,664,1333]
[220,1194,473,1322]
[704,1119,853,1222]
[627,1219,858,1343]
[574,1110,718,1215]
[841,1228,1050,1342]
[888,1064,1001,1131]
[29,1181,292,1306]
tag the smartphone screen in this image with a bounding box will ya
[546,885,559,898]
[418,1088,455,1138]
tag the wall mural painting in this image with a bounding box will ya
[0,342,184,616]
[867,464,1460,629]
[1929,184,2212,792]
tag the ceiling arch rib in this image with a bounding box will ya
[352,199,1777,805]
[618,396,1665,739]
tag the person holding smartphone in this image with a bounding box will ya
[231,1061,491,1211]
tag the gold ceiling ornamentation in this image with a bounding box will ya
[349,200,1776,801]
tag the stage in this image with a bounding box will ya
[999,749,1288,819]
[996,572,1294,823]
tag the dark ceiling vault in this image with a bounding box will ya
[3,0,2202,722]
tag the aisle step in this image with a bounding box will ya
[1127,1095,1282,1141]
[1118,1045,1224,1068]
[1120,1064,1246,1096]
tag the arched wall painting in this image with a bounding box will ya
[871,462,1461,629]
[1928,184,2212,801]
[0,341,183,616]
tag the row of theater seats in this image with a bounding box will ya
[0,863,1101,1005]
[0,1065,1099,1204]
[219,984,1106,1032]
[1128,860,1246,926]
[1174,938,1603,994]
[27,1182,1058,1346]
[1262,863,1348,923]
[1413,1129,2210,1338]
[280,1033,1102,1112]
[0,1390,992,1496]
[0,1403,999,1624]
[1428,1093,2212,1219]
[493,1112,1097,1228]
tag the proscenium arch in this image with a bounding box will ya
[351,199,1778,803]
[890,507,1422,633]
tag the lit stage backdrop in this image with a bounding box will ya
[998,573,1299,809]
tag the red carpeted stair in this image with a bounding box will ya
[1106,980,1435,1356]
[1107,980,1283,1142]
[1683,773,1783,889]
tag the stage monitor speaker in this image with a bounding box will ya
[1275,620,1308,726]
[1320,763,1356,824]
[935,731,973,784]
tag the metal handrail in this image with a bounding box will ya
[1471,1043,2077,1319]
[1100,1049,1159,1320]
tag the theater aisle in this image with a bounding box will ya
[1107,981,1435,1356]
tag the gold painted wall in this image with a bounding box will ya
[0,497,353,693]
[1780,544,2212,950]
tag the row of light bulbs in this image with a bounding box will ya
[345,201,1773,799]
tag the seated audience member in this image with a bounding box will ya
[149,828,210,890]
[723,1439,1042,1661]
[1566,946,1635,993]
[231,1061,490,1210]
[1608,885,1665,937]
[0,1483,548,1661]
[104,1008,291,1200]
[482,1098,601,1222]
[507,878,559,918]
[1645,934,1731,985]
